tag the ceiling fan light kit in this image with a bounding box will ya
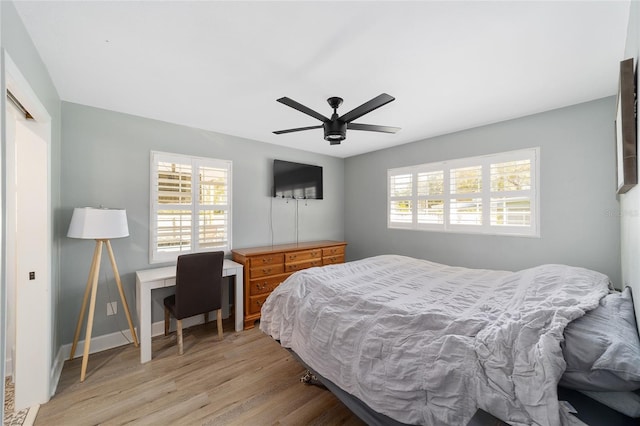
[274,93,400,145]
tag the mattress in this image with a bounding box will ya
[260,255,610,425]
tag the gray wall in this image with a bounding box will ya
[60,102,344,342]
[1,0,62,387]
[345,97,622,286]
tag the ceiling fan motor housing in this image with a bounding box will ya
[324,119,346,144]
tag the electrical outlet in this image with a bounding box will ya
[107,302,118,316]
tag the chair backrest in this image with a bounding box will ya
[174,251,224,320]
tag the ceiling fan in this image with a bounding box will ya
[273,93,400,145]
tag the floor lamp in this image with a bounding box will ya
[67,207,139,382]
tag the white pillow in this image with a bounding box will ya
[560,287,640,391]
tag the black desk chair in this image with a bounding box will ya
[163,251,224,355]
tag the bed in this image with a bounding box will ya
[259,255,640,425]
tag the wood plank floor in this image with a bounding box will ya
[36,319,365,426]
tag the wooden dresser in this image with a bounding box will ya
[231,240,347,329]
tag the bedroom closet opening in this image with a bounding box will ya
[3,52,53,419]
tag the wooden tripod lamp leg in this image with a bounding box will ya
[80,240,103,382]
[105,240,139,346]
[69,241,101,360]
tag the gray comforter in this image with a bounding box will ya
[260,255,610,425]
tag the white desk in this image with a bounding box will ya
[135,258,244,363]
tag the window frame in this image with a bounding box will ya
[388,148,540,237]
[150,151,233,264]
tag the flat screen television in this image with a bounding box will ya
[273,159,323,199]
[615,57,637,194]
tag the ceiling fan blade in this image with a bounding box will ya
[347,123,401,134]
[273,125,323,135]
[277,97,330,122]
[339,93,395,123]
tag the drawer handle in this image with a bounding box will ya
[262,257,272,263]
[289,254,297,260]
[256,300,264,307]
[257,282,267,290]
[262,268,272,274]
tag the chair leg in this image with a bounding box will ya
[177,319,183,355]
[164,307,170,336]
[217,309,223,340]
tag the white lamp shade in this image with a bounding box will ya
[67,207,129,239]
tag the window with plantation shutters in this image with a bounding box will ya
[388,148,539,237]
[150,151,232,263]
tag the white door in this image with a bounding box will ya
[4,53,52,410]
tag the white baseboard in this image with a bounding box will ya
[60,314,219,359]
[60,328,138,360]
[50,346,65,397]
[23,404,39,426]
[48,313,226,396]
[150,314,214,336]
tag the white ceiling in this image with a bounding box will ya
[14,1,630,158]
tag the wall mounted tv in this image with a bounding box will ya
[273,159,323,199]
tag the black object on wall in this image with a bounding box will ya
[273,159,323,199]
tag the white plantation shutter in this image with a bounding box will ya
[198,165,230,250]
[388,148,539,236]
[388,172,413,226]
[156,161,193,253]
[417,171,444,225]
[449,166,482,226]
[490,158,532,227]
[151,152,232,263]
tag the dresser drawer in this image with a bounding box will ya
[251,253,284,267]
[250,264,285,278]
[248,294,270,315]
[323,255,345,265]
[249,274,290,296]
[286,259,322,272]
[232,241,347,330]
[286,249,322,263]
[322,246,345,257]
